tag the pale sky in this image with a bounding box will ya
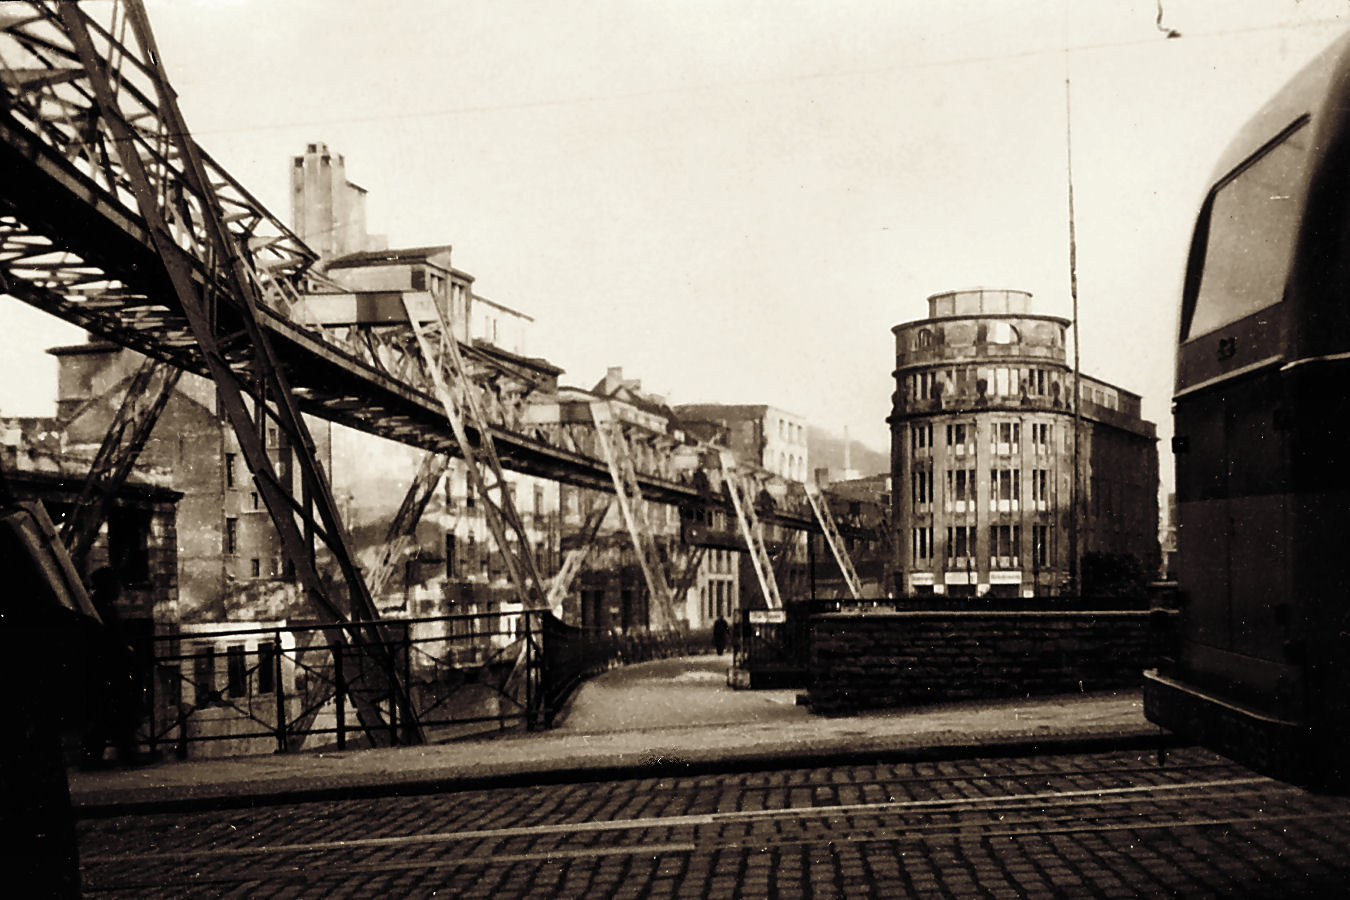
[3,0,1348,485]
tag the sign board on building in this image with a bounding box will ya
[747,610,787,624]
[989,571,1023,585]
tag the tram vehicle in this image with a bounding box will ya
[1143,31,1350,787]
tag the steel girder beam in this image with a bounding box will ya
[804,483,863,601]
[716,450,783,610]
[0,6,884,595]
[46,0,417,745]
[670,544,708,611]
[546,496,613,614]
[59,354,180,568]
[589,401,677,630]
[365,451,450,604]
[402,294,549,610]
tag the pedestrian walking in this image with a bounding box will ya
[713,615,730,656]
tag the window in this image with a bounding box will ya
[1031,422,1052,453]
[257,641,276,694]
[946,468,975,511]
[912,469,932,507]
[912,526,933,562]
[108,506,151,585]
[990,469,1020,511]
[225,452,237,488]
[227,644,247,697]
[225,517,238,555]
[912,371,937,400]
[1031,469,1049,509]
[991,422,1020,454]
[193,644,217,705]
[250,491,260,510]
[988,321,1018,344]
[911,423,932,453]
[1028,369,1048,397]
[990,524,1021,567]
[994,367,1011,397]
[947,525,975,561]
[250,558,261,578]
[946,423,973,455]
[445,533,457,578]
[1032,524,1051,568]
[1184,118,1309,340]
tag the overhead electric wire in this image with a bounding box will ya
[180,15,1349,139]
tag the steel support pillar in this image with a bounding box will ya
[58,1,419,746]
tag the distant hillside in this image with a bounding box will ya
[807,426,888,477]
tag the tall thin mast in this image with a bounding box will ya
[1065,70,1083,595]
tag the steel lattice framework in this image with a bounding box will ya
[0,3,876,693]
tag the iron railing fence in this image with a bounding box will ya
[126,611,714,760]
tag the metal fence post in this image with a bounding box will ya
[385,633,398,745]
[335,643,346,751]
[526,612,538,730]
[273,629,288,754]
[147,656,159,759]
[401,625,414,744]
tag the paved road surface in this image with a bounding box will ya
[77,745,1350,898]
[556,654,800,732]
[70,656,1350,896]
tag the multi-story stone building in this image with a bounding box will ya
[0,420,181,626]
[889,288,1158,599]
[673,403,809,482]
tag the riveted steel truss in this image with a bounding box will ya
[805,483,863,601]
[547,497,613,614]
[589,400,678,629]
[716,450,783,610]
[402,293,549,610]
[60,354,181,569]
[0,2,883,662]
[366,450,451,605]
[0,0,417,744]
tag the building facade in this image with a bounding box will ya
[889,288,1158,599]
[673,404,809,482]
[0,421,181,626]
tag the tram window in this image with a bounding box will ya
[1184,118,1311,340]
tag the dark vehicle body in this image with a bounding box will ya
[1145,31,1350,787]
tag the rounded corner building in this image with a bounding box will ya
[889,288,1159,600]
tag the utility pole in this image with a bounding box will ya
[1065,69,1084,598]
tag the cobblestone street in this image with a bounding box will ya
[77,746,1350,898]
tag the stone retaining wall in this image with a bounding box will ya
[808,610,1173,716]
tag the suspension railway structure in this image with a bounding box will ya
[0,1,878,743]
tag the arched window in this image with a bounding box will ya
[988,321,1020,344]
[916,329,933,348]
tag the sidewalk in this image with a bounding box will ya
[67,655,1174,815]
